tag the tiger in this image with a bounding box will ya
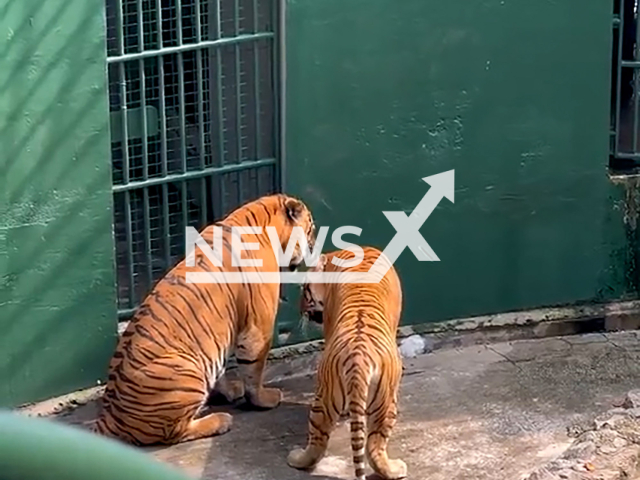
[93,194,316,446]
[287,246,407,480]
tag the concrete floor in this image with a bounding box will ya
[55,331,640,480]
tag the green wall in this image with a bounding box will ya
[0,0,117,407]
[282,0,629,340]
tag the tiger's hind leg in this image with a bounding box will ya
[365,362,407,479]
[236,341,282,409]
[136,355,234,445]
[235,287,282,409]
[287,387,339,470]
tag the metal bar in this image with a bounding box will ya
[106,33,274,63]
[177,0,183,45]
[614,0,625,157]
[123,191,135,309]
[195,1,202,50]
[138,12,153,284]
[216,52,225,166]
[256,162,263,194]
[234,0,244,200]
[195,2,207,224]
[176,0,187,176]
[195,0,206,171]
[200,177,208,224]
[162,183,171,273]
[159,58,168,177]
[250,166,258,199]
[178,0,188,240]
[115,0,136,308]
[612,152,640,160]
[156,3,168,178]
[137,0,148,179]
[215,0,228,213]
[178,56,187,174]
[634,1,640,153]
[274,0,285,191]
[143,188,152,287]
[635,79,640,154]
[118,307,138,320]
[216,0,223,41]
[235,0,243,164]
[138,18,152,282]
[118,64,131,185]
[253,0,261,160]
[113,157,276,192]
[621,60,640,67]
[182,181,188,239]
[140,63,149,178]
[137,0,145,51]
[157,0,163,49]
[116,0,130,184]
[206,0,223,220]
[198,49,208,224]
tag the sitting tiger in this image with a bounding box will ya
[93,194,316,446]
[287,246,407,480]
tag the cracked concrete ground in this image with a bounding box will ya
[53,330,640,480]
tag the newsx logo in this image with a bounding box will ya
[184,170,454,284]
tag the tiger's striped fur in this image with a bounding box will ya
[287,247,407,480]
[93,194,315,446]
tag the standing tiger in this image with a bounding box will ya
[287,246,407,480]
[93,194,316,446]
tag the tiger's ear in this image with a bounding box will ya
[316,254,328,272]
[284,197,304,222]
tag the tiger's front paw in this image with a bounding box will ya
[219,379,245,403]
[247,387,282,410]
[287,447,314,469]
[387,459,408,479]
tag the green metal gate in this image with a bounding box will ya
[104,0,282,320]
[611,0,640,170]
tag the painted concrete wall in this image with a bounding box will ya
[0,0,117,407]
[279,0,631,342]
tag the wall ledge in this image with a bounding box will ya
[19,299,640,417]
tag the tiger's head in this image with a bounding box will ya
[299,254,329,325]
[274,194,316,271]
[224,194,316,272]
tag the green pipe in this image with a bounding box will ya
[0,411,193,480]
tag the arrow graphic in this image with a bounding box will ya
[368,170,455,279]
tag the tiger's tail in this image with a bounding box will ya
[346,351,371,480]
[92,411,119,440]
[92,415,109,436]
